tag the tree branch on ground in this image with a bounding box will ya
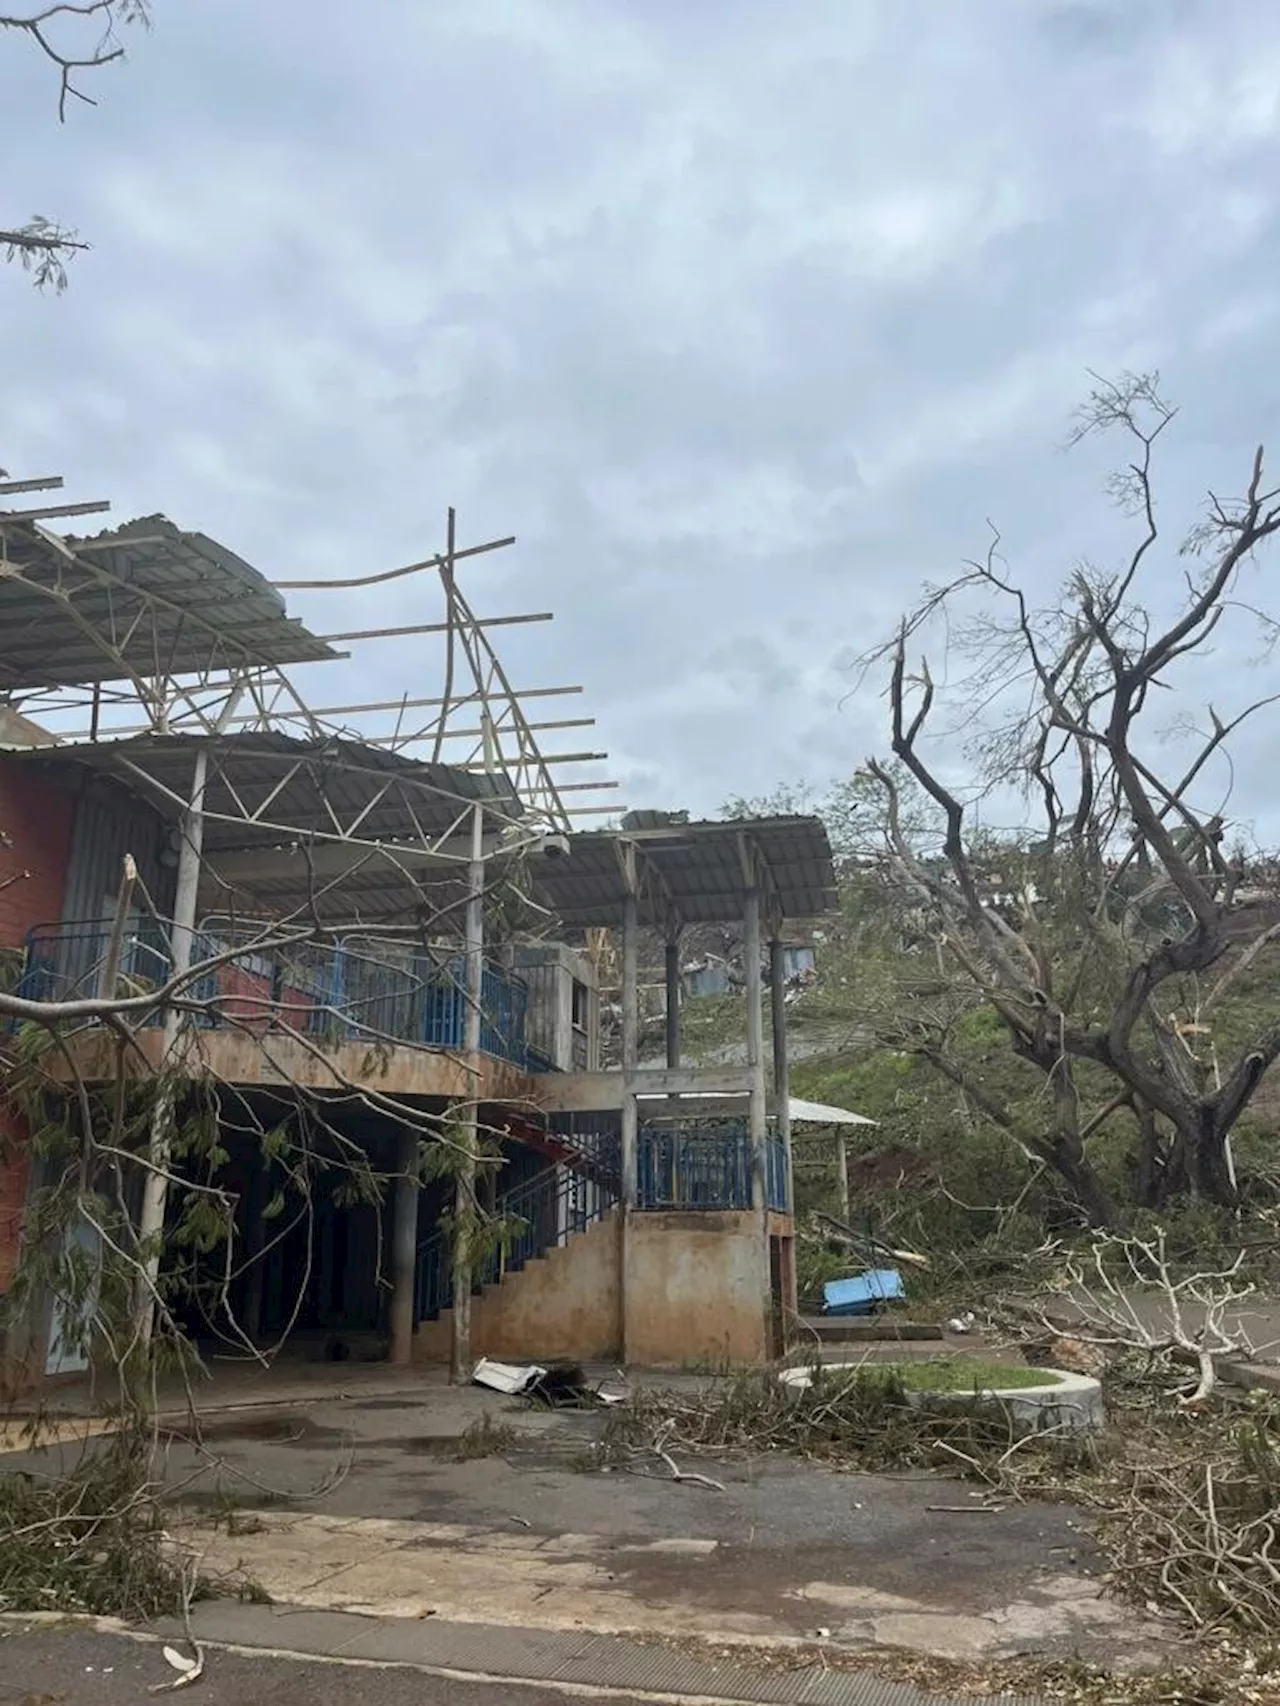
[1036,1230,1261,1406]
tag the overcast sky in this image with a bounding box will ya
[5,0,1280,830]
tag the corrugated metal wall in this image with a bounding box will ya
[60,777,176,927]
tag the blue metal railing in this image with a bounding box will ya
[415,1131,622,1321]
[766,1135,790,1213]
[636,1126,790,1213]
[16,920,544,1073]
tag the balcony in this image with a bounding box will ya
[16,920,542,1072]
[638,1126,790,1214]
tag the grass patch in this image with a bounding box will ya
[811,1357,1056,1393]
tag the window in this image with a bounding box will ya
[571,979,588,1030]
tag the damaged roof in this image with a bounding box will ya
[11,731,525,925]
[0,515,337,689]
[532,816,838,928]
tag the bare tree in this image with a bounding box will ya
[2,1,151,289]
[860,374,1280,1225]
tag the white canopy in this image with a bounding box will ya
[788,1097,878,1127]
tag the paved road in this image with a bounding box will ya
[1026,1285,1280,1371]
[0,1626,624,1706]
[0,1377,1168,1668]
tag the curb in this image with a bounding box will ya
[139,1601,1043,1706]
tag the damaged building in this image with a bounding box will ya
[0,476,836,1389]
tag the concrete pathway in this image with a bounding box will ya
[177,1505,1161,1665]
[130,1384,1174,1672]
[1,1375,1175,1671]
[0,1356,1189,1692]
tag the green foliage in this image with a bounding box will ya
[0,1429,194,1619]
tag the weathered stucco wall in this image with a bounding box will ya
[623,1211,769,1368]
[414,1208,772,1370]
[415,1210,622,1364]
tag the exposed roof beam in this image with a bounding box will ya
[317,613,553,643]
[271,533,514,592]
[203,833,517,887]
[0,498,110,523]
[0,475,63,497]
[455,750,607,769]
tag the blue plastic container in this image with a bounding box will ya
[822,1268,905,1316]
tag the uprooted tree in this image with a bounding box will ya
[2,1,151,289]
[859,374,1280,1228]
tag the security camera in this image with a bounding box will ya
[536,833,571,860]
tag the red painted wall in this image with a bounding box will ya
[0,762,75,951]
[0,761,76,1294]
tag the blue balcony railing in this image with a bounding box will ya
[637,1126,790,1213]
[16,919,542,1073]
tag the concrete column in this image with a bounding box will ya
[389,1129,419,1365]
[135,747,208,1345]
[663,934,681,1069]
[241,1158,269,1345]
[769,939,793,1215]
[450,802,485,1384]
[743,890,767,1213]
[619,892,639,1368]
[836,1131,851,1222]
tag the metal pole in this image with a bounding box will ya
[619,891,639,1366]
[621,893,639,1209]
[664,934,681,1069]
[135,748,208,1345]
[743,891,767,1213]
[450,800,485,1383]
[769,939,793,1215]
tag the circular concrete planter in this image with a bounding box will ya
[778,1360,1105,1434]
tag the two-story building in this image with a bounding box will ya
[0,504,835,1388]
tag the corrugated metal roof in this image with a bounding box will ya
[531,817,837,927]
[789,1097,877,1126]
[11,732,521,852]
[0,515,336,688]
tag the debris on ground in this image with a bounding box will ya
[151,1641,204,1694]
[471,1357,543,1396]
[597,1352,1280,1651]
[470,1357,624,1408]
[811,1210,931,1272]
[1037,1334,1109,1378]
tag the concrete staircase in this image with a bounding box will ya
[414,1210,622,1365]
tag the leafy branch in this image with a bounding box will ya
[1,1,152,288]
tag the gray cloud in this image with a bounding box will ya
[3,0,1280,827]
